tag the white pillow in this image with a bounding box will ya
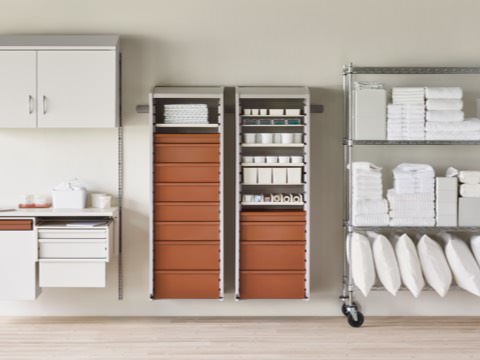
[470,235,480,265]
[349,232,376,296]
[417,235,452,297]
[395,234,425,297]
[445,236,480,296]
[369,232,401,296]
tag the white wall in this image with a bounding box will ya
[1,0,480,316]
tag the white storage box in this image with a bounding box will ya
[258,168,272,184]
[354,88,386,140]
[287,168,302,184]
[273,168,287,184]
[52,189,87,209]
[243,168,257,184]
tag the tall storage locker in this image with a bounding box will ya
[149,87,224,299]
[235,87,310,299]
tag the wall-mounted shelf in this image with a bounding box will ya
[235,86,311,300]
[155,123,219,128]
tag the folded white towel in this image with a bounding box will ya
[426,118,480,132]
[426,99,463,111]
[426,131,480,140]
[352,190,383,200]
[426,110,464,122]
[460,184,480,197]
[393,163,435,177]
[351,162,382,172]
[390,209,435,218]
[389,201,435,212]
[425,87,463,100]
[353,214,390,226]
[459,171,480,184]
[353,199,389,215]
[389,217,435,226]
[387,189,435,202]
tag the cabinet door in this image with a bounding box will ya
[37,51,117,128]
[0,51,36,128]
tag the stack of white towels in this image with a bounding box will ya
[163,104,209,124]
[387,87,426,140]
[424,87,479,140]
[388,163,435,226]
[459,171,480,198]
[351,162,389,226]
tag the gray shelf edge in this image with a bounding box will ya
[136,104,324,114]
[343,65,480,75]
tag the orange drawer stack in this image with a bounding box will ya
[153,133,220,299]
[239,210,306,299]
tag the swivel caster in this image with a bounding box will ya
[341,302,357,317]
[347,311,364,328]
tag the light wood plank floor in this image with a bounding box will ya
[0,317,479,360]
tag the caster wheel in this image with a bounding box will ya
[341,302,358,316]
[347,311,364,328]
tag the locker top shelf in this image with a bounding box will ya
[343,64,480,75]
[237,86,309,99]
[0,35,119,50]
[152,86,224,99]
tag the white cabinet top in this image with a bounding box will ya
[152,86,224,99]
[0,35,119,50]
[0,207,118,218]
[237,86,309,99]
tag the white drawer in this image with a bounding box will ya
[38,229,107,239]
[39,239,107,259]
[39,259,106,288]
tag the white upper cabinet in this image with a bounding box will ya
[37,51,117,128]
[0,51,36,128]
[0,35,119,128]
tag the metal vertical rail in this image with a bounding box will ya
[117,53,124,301]
[218,90,225,300]
[304,89,311,300]
[234,88,241,299]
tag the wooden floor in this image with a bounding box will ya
[0,317,479,359]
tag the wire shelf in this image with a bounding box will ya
[348,226,480,232]
[344,66,480,75]
[348,139,480,146]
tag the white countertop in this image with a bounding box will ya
[0,207,118,218]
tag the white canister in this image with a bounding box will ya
[243,109,252,115]
[273,133,283,144]
[243,133,256,144]
[278,156,290,164]
[266,156,278,163]
[243,194,254,203]
[243,168,258,184]
[19,194,34,205]
[269,109,284,116]
[257,168,272,184]
[253,156,266,163]
[243,156,254,163]
[254,194,264,203]
[273,168,287,184]
[260,109,267,115]
[251,109,259,115]
[290,156,303,164]
[256,133,273,144]
[285,109,301,116]
[91,193,112,209]
[281,133,294,144]
[287,168,302,184]
[33,194,49,206]
[293,133,303,144]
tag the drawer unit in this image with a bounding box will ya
[240,241,305,270]
[154,183,219,202]
[240,210,306,222]
[155,143,219,163]
[240,221,306,241]
[154,202,219,222]
[39,259,106,288]
[154,222,219,241]
[240,271,305,299]
[154,133,220,144]
[39,240,107,259]
[154,241,219,270]
[153,270,219,299]
[154,163,220,183]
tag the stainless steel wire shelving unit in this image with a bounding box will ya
[341,63,480,327]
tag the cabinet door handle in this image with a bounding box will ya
[28,95,33,114]
[42,95,47,115]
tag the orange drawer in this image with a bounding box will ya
[155,143,219,163]
[153,270,219,299]
[0,220,33,231]
[154,183,219,202]
[155,222,219,241]
[155,202,219,222]
[240,241,305,270]
[240,271,305,299]
[154,241,219,270]
[240,222,305,241]
[155,133,220,144]
[154,164,219,183]
[241,210,306,222]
